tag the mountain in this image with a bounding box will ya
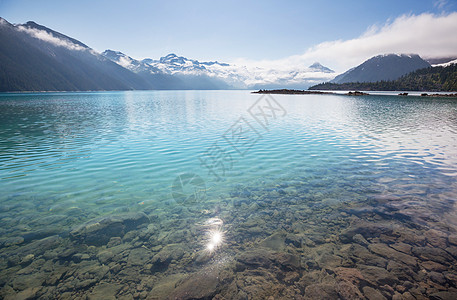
[427,57,457,65]
[0,18,154,92]
[308,62,334,73]
[331,54,431,84]
[0,17,336,91]
[309,63,457,92]
[432,58,457,68]
[102,50,233,89]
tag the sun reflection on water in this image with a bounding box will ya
[203,217,225,253]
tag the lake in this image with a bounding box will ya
[1,90,457,299]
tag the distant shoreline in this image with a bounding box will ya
[252,89,457,98]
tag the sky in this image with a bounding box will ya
[1,0,457,72]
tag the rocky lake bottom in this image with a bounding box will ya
[1,171,457,300]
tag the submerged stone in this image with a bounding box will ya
[259,230,287,251]
[304,283,339,300]
[236,249,273,268]
[152,244,185,266]
[337,280,364,300]
[169,269,219,300]
[88,283,122,300]
[429,290,457,300]
[362,286,387,300]
[127,247,153,266]
[368,243,417,267]
[69,212,150,246]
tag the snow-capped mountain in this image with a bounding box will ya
[432,58,457,67]
[103,50,162,74]
[102,50,336,89]
[102,50,243,88]
[0,16,336,91]
[308,62,335,73]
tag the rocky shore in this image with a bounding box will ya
[420,93,457,98]
[254,89,457,98]
[253,89,370,96]
[1,171,457,300]
[252,89,335,95]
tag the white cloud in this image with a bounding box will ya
[231,12,457,74]
[434,0,448,10]
[17,26,86,51]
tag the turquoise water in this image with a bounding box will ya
[1,90,457,299]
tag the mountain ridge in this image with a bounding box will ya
[0,17,337,91]
[309,63,457,92]
[0,18,156,92]
[2,17,454,92]
[331,54,431,84]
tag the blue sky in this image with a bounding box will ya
[1,0,456,63]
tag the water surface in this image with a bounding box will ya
[1,91,457,299]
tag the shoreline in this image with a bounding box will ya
[253,89,457,98]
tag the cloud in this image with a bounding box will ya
[17,26,86,51]
[434,0,448,10]
[232,12,457,74]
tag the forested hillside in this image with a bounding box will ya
[310,64,457,92]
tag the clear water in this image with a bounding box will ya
[1,90,457,299]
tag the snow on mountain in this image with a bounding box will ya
[102,50,336,89]
[102,50,162,74]
[308,62,335,73]
[432,59,457,67]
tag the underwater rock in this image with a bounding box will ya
[411,247,453,264]
[448,235,457,246]
[236,249,273,268]
[317,252,342,269]
[88,282,122,300]
[169,269,219,300]
[389,242,412,254]
[304,283,339,299]
[148,273,187,299]
[336,280,364,300]
[429,271,447,285]
[340,222,393,244]
[429,290,457,300]
[352,234,369,246]
[386,261,416,282]
[445,246,457,259]
[97,250,114,264]
[273,252,301,270]
[368,243,417,267]
[358,265,398,286]
[16,235,61,257]
[69,212,150,246]
[362,286,387,300]
[420,261,447,272]
[151,244,185,266]
[259,230,287,251]
[12,272,46,292]
[127,247,153,266]
[194,250,213,265]
[22,228,63,243]
[106,237,122,248]
[6,287,40,300]
[1,236,24,247]
[20,254,34,266]
[346,243,388,267]
[424,229,448,248]
[285,234,302,248]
